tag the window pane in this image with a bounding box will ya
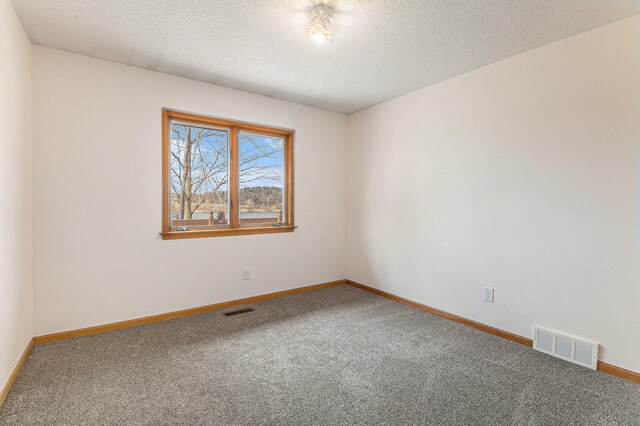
[238,131,284,225]
[169,122,229,228]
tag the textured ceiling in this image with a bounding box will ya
[10,0,640,113]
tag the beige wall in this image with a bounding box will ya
[0,0,33,391]
[32,47,348,335]
[347,16,640,371]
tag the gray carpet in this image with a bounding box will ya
[1,285,638,425]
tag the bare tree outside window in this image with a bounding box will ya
[170,124,229,224]
[162,109,294,239]
[169,124,285,228]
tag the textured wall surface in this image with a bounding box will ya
[32,47,348,335]
[0,0,33,393]
[347,16,640,372]
[10,0,640,113]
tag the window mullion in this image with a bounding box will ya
[230,126,239,229]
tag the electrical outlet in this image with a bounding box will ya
[242,268,250,280]
[483,287,494,303]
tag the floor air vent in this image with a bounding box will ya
[533,326,598,370]
[223,308,254,317]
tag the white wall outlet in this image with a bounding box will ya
[483,287,494,303]
[242,268,250,280]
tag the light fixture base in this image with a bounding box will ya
[305,5,334,44]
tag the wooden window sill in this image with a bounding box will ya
[160,226,296,240]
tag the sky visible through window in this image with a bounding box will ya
[239,132,283,189]
[169,123,284,224]
[239,131,284,222]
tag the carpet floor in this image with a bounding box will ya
[0,285,638,425]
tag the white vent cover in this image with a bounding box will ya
[533,326,598,370]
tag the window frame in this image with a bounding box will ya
[161,109,295,240]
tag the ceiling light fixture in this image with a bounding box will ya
[305,5,334,44]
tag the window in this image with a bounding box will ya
[161,109,294,239]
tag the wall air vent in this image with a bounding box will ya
[533,326,598,370]
[223,308,254,317]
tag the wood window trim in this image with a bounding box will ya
[161,109,295,240]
